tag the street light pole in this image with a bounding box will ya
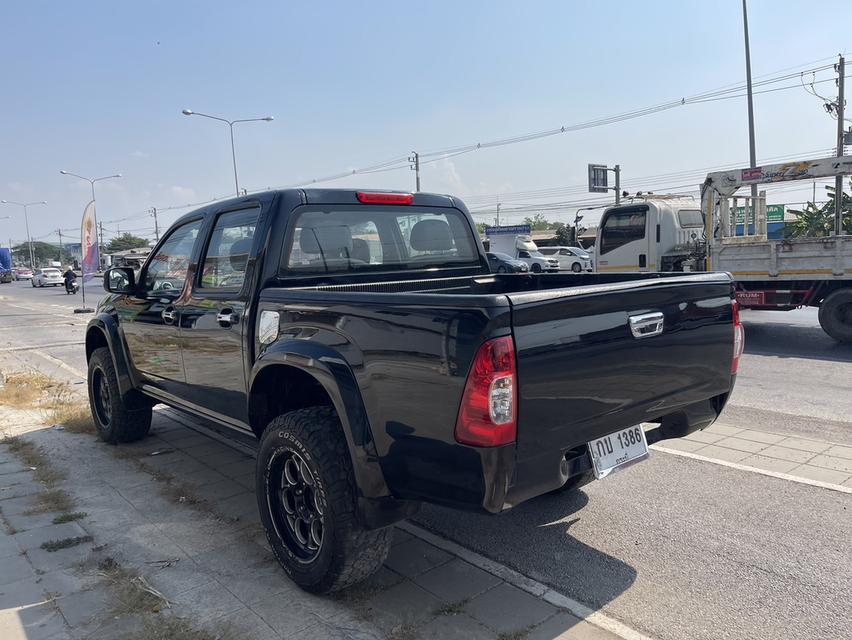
[60,171,122,313]
[182,109,274,196]
[0,200,46,268]
[742,0,759,225]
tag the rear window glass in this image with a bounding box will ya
[284,207,479,274]
[600,209,647,255]
[678,209,704,228]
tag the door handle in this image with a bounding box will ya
[161,307,176,324]
[629,312,664,339]
[217,309,239,327]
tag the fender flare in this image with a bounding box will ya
[249,340,392,502]
[85,314,135,397]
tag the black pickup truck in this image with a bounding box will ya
[86,188,742,593]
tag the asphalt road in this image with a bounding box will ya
[2,279,851,639]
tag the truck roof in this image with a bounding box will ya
[170,188,463,229]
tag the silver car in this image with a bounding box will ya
[32,268,64,287]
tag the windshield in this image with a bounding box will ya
[517,240,538,252]
[43,269,60,275]
[284,206,481,275]
[569,247,590,258]
[491,252,515,261]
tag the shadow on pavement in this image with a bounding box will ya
[743,318,852,363]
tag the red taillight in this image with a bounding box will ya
[356,192,414,205]
[455,336,517,447]
[731,300,744,374]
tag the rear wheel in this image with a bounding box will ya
[87,347,152,443]
[818,289,852,343]
[257,407,391,593]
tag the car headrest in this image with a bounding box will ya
[229,237,253,271]
[410,219,453,252]
[300,225,353,255]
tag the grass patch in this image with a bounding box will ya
[119,615,232,640]
[496,629,532,640]
[97,557,171,617]
[0,371,55,408]
[133,461,203,507]
[45,385,95,433]
[52,511,87,524]
[433,599,469,616]
[387,623,419,640]
[26,488,75,514]
[40,535,93,552]
[2,436,68,487]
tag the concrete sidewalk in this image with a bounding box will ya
[1,405,628,640]
[656,422,852,488]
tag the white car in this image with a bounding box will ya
[538,246,593,272]
[32,268,63,287]
[516,250,559,273]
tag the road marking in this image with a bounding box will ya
[29,349,87,380]
[0,341,85,352]
[653,445,852,494]
[400,522,655,640]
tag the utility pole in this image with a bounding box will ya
[742,0,758,226]
[496,202,501,226]
[409,152,421,192]
[835,54,846,236]
[150,207,160,241]
[57,229,63,265]
[614,164,621,205]
[99,221,104,258]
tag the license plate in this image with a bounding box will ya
[587,426,649,479]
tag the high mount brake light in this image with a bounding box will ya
[455,336,517,447]
[356,192,414,205]
[732,300,744,375]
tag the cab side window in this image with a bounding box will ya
[143,219,203,294]
[199,207,260,289]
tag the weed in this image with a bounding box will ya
[40,535,94,552]
[433,599,469,616]
[496,628,533,640]
[27,489,75,514]
[97,557,171,616]
[52,511,88,524]
[0,371,55,408]
[45,386,94,433]
[2,437,66,486]
[386,623,419,640]
[119,615,234,640]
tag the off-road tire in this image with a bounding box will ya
[257,407,392,593]
[87,347,152,444]
[818,289,852,343]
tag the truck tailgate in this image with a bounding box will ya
[507,273,734,470]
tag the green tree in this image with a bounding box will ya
[12,241,61,267]
[106,233,150,253]
[786,179,852,238]
[475,222,488,235]
[553,223,576,245]
[523,213,552,231]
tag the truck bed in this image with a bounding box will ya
[260,271,735,512]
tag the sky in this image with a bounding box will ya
[0,0,850,246]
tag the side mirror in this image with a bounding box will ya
[104,267,136,294]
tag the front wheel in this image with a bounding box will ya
[531,263,542,273]
[257,407,392,593]
[571,262,582,273]
[818,289,852,343]
[87,347,152,443]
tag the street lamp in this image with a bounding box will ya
[0,200,46,268]
[182,108,274,196]
[60,171,121,314]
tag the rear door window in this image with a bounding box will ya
[199,207,260,289]
[599,209,647,255]
[284,207,479,274]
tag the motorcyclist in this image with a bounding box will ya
[63,266,78,293]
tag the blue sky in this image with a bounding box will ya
[0,0,849,244]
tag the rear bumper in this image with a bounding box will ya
[495,392,731,512]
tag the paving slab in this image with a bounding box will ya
[704,424,743,437]
[361,579,442,633]
[691,444,750,463]
[714,436,769,454]
[414,558,501,603]
[0,480,44,501]
[206,606,280,640]
[173,580,245,620]
[789,464,851,485]
[739,455,800,474]
[725,428,786,445]
[250,590,325,637]
[808,454,852,474]
[824,444,852,460]
[0,601,68,640]
[0,461,30,475]
[54,585,109,629]
[465,583,557,634]
[656,438,705,453]
[13,521,88,551]
[526,610,621,639]
[757,444,816,464]
[0,574,51,609]
[418,612,495,640]
[0,553,34,586]
[3,508,62,533]
[777,437,832,454]
[24,540,96,574]
[384,537,452,579]
[0,531,22,558]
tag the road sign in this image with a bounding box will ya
[588,164,609,193]
[485,225,531,236]
[734,204,784,223]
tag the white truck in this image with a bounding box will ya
[485,226,559,273]
[595,154,852,341]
